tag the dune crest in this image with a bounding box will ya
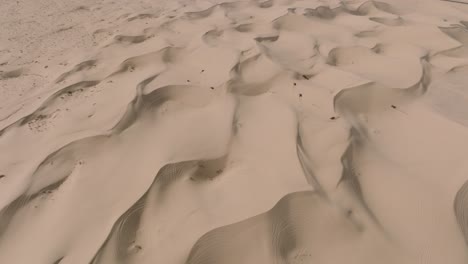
[1,0,468,263]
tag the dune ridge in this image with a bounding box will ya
[1,0,468,263]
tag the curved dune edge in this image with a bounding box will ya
[1,0,468,263]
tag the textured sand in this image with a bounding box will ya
[1,0,468,263]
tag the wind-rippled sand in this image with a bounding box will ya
[1,0,468,263]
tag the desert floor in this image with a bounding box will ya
[1,0,468,263]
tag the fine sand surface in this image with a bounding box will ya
[1,0,468,263]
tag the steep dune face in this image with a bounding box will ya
[185,191,407,264]
[1,0,468,263]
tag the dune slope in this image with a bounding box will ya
[1,0,468,263]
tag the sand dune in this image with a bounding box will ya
[1,0,468,263]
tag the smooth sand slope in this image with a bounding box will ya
[1,0,468,263]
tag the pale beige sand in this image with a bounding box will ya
[1,0,468,263]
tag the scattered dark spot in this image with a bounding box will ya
[210,87,214,90]
[330,116,336,120]
[201,69,205,73]
[302,75,310,80]
[44,65,48,69]
[293,82,297,86]
[88,114,93,118]
[187,80,190,82]
[299,93,303,97]
[36,114,47,120]
[73,6,89,12]
[135,245,142,250]
[391,105,397,109]
[67,91,73,96]
[0,174,5,179]
[346,209,353,217]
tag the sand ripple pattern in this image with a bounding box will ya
[1,0,468,264]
